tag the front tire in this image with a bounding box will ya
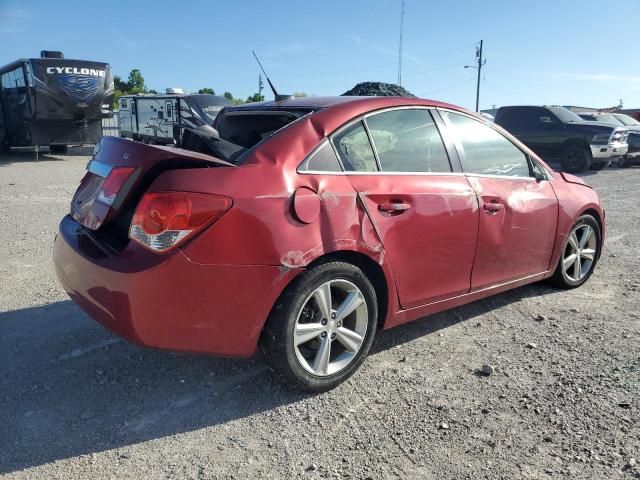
[549,215,601,289]
[261,261,378,392]
[561,145,592,173]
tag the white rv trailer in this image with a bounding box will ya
[117,89,230,145]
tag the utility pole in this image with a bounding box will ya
[465,40,486,112]
[258,73,264,100]
[475,40,485,112]
[397,0,405,86]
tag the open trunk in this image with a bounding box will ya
[70,137,234,251]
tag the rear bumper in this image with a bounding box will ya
[53,215,301,357]
[591,142,628,159]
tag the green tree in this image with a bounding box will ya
[114,76,127,91]
[292,92,308,98]
[245,93,264,103]
[198,87,215,95]
[223,91,234,101]
[127,69,146,91]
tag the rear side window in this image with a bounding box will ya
[299,141,342,172]
[365,109,451,172]
[331,121,378,172]
[443,111,530,177]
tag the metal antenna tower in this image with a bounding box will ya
[397,0,405,86]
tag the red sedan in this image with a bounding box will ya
[53,96,604,391]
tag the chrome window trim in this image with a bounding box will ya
[360,118,383,171]
[298,169,469,177]
[297,105,551,180]
[300,105,456,175]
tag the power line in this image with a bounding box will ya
[417,78,476,97]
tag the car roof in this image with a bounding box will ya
[225,95,460,111]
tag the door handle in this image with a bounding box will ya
[482,202,504,214]
[378,202,411,214]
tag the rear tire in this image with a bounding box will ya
[549,215,601,289]
[561,145,591,173]
[49,145,68,154]
[260,261,378,392]
[0,142,11,155]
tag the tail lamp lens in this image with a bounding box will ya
[129,192,232,252]
[96,166,137,206]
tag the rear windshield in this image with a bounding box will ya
[182,108,313,164]
[215,109,312,149]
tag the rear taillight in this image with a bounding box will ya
[96,166,137,206]
[129,192,232,252]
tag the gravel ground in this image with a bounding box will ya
[0,150,638,479]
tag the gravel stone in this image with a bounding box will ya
[481,364,495,376]
[0,150,638,479]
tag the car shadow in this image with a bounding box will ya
[0,152,66,165]
[0,147,93,166]
[0,281,557,474]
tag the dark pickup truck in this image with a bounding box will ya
[495,106,628,173]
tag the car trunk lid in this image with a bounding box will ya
[71,136,234,231]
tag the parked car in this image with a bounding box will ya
[53,96,605,392]
[577,112,640,167]
[494,105,628,173]
[612,114,640,167]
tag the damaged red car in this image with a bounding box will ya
[53,96,604,391]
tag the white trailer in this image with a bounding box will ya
[117,89,229,145]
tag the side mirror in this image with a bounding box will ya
[533,170,546,182]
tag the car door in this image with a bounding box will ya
[331,108,479,309]
[439,109,559,290]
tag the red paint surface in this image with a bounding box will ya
[467,176,559,289]
[53,96,605,357]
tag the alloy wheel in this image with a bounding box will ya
[293,279,369,377]
[562,224,597,282]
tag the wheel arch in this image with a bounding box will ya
[561,137,591,152]
[305,250,389,330]
[580,207,604,259]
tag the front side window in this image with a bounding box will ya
[442,111,530,177]
[364,109,451,172]
[331,121,378,172]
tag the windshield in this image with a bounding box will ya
[614,113,640,126]
[547,106,583,123]
[189,95,230,124]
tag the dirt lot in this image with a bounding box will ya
[0,150,638,480]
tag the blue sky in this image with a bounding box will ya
[1,0,640,109]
